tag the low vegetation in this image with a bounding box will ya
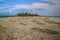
[17,12,39,16]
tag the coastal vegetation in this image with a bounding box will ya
[17,12,39,16]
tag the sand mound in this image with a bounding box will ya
[0,16,60,40]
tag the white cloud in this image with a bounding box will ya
[40,0,60,16]
[8,10,12,12]
[0,5,11,9]
[10,2,50,16]
[11,4,30,9]
[0,4,12,12]
[11,3,49,10]
[31,3,49,9]
[0,0,3,1]
[0,0,60,16]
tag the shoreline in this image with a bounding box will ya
[48,17,60,22]
[0,16,60,22]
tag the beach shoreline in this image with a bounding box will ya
[0,16,60,40]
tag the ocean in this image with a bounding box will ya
[47,16,60,22]
[0,16,14,18]
[0,16,9,18]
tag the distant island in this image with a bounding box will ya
[16,12,39,16]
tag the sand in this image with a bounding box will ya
[0,16,60,40]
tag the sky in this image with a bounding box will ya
[0,0,60,16]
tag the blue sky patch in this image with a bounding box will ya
[0,0,60,16]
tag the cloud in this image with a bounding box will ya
[8,10,12,12]
[31,3,49,9]
[0,0,60,16]
[0,0,3,1]
[0,4,13,14]
[10,2,51,15]
[40,0,60,16]
[0,4,11,9]
[11,2,49,10]
[11,4,30,10]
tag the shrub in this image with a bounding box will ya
[17,12,39,16]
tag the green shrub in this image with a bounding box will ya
[17,12,39,16]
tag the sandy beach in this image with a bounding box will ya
[0,16,60,40]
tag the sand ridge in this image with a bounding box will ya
[0,16,60,40]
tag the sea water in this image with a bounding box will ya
[0,16,14,18]
[48,17,60,22]
[0,16,9,18]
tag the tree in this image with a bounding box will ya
[17,12,39,16]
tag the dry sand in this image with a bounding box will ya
[0,16,60,40]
